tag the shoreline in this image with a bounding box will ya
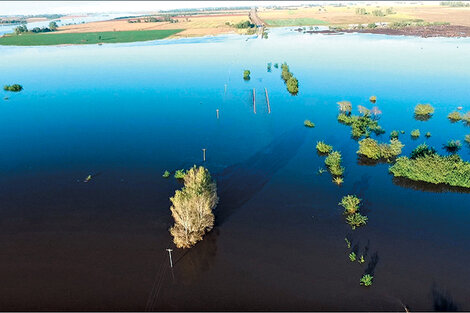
[302,25,470,38]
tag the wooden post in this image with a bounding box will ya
[166,249,173,268]
[202,148,206,162]
[265,88,270,114]
[216,109,219,119]
[253,88,256,114]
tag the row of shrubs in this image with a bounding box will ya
[316,141,344,185]
[280,63,299,95]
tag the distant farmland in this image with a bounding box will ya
[264,18,328,27]
[0,29,183,46]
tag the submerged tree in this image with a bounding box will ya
[169,166,219,248]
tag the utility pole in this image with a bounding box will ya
[166,248,173,268]
[202,148,206,162]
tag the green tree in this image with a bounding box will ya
[49,21,58,31]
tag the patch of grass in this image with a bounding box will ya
[304,120,315,128]
[349,252,357,262]
[389,153,470,188]
[360,274,373,286]
[425,132,431,138]
[264,18,328,26]
[162,170,170,178]
[339,195,361,214]
[357,138,404,161]
[390,130,399,139]
[0,29,184,46]
[345,237,351,249]
[325,151,344,176]
[358,255,365,264]
[316,141,333,154]
[448,111,462,122]
[411,129,420,138]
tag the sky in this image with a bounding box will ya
[0,1,320,15]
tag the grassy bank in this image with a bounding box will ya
[0,29,184,46]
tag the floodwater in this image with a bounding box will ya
[1,28,470,311]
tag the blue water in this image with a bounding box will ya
[0,28,469,310]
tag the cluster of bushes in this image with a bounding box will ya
[411,129,420,138]
[414,103,434,120]
[339,195,368,230]
[337,113,385,138]
[304,120,315,128]
[281,63,299,95]
[169,166,218,248]
[325,151,344,177]
[128,16,177,23]
[355,7,394,16]
[389,147,470,188]
[234,20,255,29]
[14,21,58,34]
[243,70,250,80]
[444,140,462,153]
[447,111,470,125]
[316,141,333,154]
[3,84,23,92]
[357,138,404,161]
[448,111,462,121]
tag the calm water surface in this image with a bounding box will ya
[1,28,470,311]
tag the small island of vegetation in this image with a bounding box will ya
[414,103,434,120]
[339,195,368,230]
[3,84,23,92]
[304,120,315,128]
[169,166,218,248]
[316,141,333,154]
[389,145,470,188]
[280,63,299,95]
[357,138,404,161]
[243,70,251,80]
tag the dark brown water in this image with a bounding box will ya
[1,29,470,310]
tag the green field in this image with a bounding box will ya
[264,18,328,27]
[0,29,184,46]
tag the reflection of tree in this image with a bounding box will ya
[357,155,396,166]
[215,127,307,225]
[392,176,470,194]
[414,114,431,121]
[174,228,220,286]
[432,284,459,311]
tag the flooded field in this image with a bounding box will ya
[0,28,469,311]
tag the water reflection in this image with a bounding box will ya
[392,176,470,194]
[214,127,307,225]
